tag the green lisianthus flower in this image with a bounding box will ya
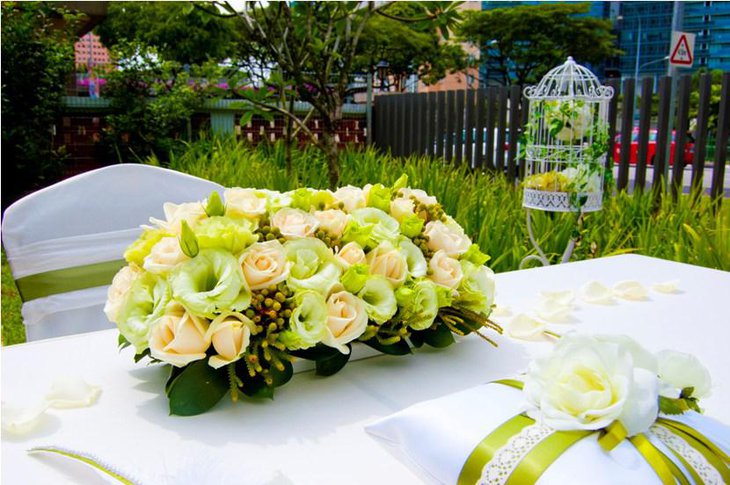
[344,208,400,250]
[455,261,496,316]
[170,249,250,318]
[366,183,392,213]
[395,279,439,331]
[341,263,369,293]
[284,238,341,295]
[357,276,397,324]
[291,188,334,211]
[398,237,427,278]
[194,216,257,255]
[116,272,171,353]
[124,229,168,266]
[400,215,425,239]
[278,290,329,350]
[461,244,491,267]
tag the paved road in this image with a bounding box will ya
[612,165,730,197]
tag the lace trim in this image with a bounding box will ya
[522,189,602,213]
[651,424,724,485]
[478,423,553,485]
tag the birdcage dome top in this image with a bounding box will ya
[524,57,613,101]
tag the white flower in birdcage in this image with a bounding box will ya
[522,57,614,213]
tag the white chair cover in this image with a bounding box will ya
[2,164,224,341]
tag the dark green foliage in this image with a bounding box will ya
[1,2,79,210]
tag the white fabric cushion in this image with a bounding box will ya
[365,382,730,485]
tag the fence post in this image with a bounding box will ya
[475,88,487,169]
[671,75,692,200]
[426,92,436,157]
[485,87,497,171]
[653,76,672,195]
[710,72,730,204]
[495,86,508,172]
[605,79,620,181]
[436,91,446,159]
[635,77,654,192]
[414,93,424,156]
[691,73,712,193]
[617,78,635,191]
[454,90,466,165]
[445,91,455,162]
[507,85,521,183]
[465,90,475,168]
[518,90,529,181]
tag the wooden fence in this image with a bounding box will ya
[373,72,730,198]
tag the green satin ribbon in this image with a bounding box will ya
[15,259,126,302]
[598,420,628,452]
[657,418,730,482]
[630,433,689,485]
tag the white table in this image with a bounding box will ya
[2,255,729,484]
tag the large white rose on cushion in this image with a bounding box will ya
[314,209,349,237]
[224,188,268,218]
[333,185,367,213]
[103,265,142,323]
[149,308,211,368]
[322,291,368,354]
[271,207,319,239]
[367,241,408,287]
[427,250,463,290]
[656,349,712,399]
[149,202,206,235]
[240,240,291,290]
[143,236,188,274]
[424,220,471,257]
[524,334,659,436]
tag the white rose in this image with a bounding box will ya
[143,237,188,274]
[428,250,463,289]
[314,209,349,237]
[333,185,366,213]
[149,309,211,367]
[397,188,438,206]
[322,291,368,354]
[149,201,207,235]
[367,242,408,287]
[389,198,416,223]
[240,240,291,290]
[424,220,472,257]
[103,265,142,323]
[524,334,659,436]
[206,312,253,369]
[656,350,712,399]
[271,207,319,239]
[224,188,268,218]
[336,241,366,268]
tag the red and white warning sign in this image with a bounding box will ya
[669,31,696,67]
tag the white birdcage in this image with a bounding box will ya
[522,57,614,212]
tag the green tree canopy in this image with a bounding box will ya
[460,3,620,86]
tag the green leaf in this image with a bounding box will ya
[315,347,351,377]
[167,360,229,416]
[179,220,199,258]
[239,110,254,128]
[362,337,412,356]
[409,331,425,348]
[290,344,340,361]
[238,373,274,400]
[118,333,131,350]
[165,364,184,394]
[269,359,294,387]
[133,348,151,363]
[205,190,225,217]
[422,323,455,348]
[658,395,690,416]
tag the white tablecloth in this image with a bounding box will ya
[2,255,729,484]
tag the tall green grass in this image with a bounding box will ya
[3,139,728,345]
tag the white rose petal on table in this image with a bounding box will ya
[505,314,550,341]
[580,281,615,304]
[535,299,573,323]
[540,289,575,306]
[491,304,512,318]
[45,376,101,409]
[1,401,50,436]
[612,280,648,301]
[652,279,680,294]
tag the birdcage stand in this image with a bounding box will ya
[519,209,585,269]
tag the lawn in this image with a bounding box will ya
[2,139,729,346]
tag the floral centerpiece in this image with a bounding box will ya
[105,175,499,415]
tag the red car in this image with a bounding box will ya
[613,129,695,166]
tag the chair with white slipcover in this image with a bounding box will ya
[1,164,223,341]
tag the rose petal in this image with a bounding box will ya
[491,305,512,317]
[652,280,680,294]
[45,377,101,409]
[539,290,575,306]
[1,401,49,435]
[506,314,546,341]
[535,299,572,322]
[612,280,648,300]
[580,281,614,304]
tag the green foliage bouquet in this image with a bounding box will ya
[105,175,499,415]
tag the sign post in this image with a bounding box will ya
[669,32,696,67]
[664,24,694,183]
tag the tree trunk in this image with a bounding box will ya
[321,130,340,190]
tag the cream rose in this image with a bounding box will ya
[333,185,366,213]
[657,350,712,399]
[424,220,471,257]
[389,198,416,223]
[149,201,206,235]
[149,309,211,367]
[524,334,659,436]
[428,250,463,289]
[397,188,438,206]
[322,291,368,354]
[314,209,349,237]
[206,312,253,369]
[103,265,142,323]
[271,207,319,239]
[224,188,268,218]
[336,241,366,267]
[367,242,408,287]
[143,237,188,274]
[240,240,291,290]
